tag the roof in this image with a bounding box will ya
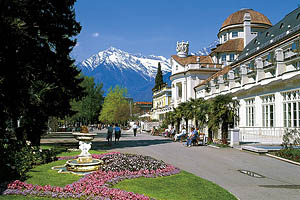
[194,66,232,89]
[221,9,272,30]
[238,6,300,61]
[134,102,152,105]
[171,55,214,66]
[211,38,244,54]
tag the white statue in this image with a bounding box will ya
[176,41,189,57]
[78,141,92,157]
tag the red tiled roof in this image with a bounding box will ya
[211,38,244,54]
[172,55,213,65]
[194,66,232,88]
[134,102,152,105]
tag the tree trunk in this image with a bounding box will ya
[221,122,228,144]
[185,119,188,132]
[208,128,213,143]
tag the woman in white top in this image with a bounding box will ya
[174,126,186,141]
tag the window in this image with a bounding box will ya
[221,54,226,61]
[232,32,238,38]
[246,98,255,126]
[224,34,227,41]
[292,40,300,53]
[265,32,270,37]
[280,23,284,29]
[267,51,275,63]
[261,95,275,127]
[282,90,300,127]
[248,60,255,71]
[229,54,235,61]
[234,67,240,77]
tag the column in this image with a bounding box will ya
[275,48,285,76]
[255,57,264,82]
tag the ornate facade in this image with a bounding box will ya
[168,7,300,144]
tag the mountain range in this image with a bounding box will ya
[77,47,171,101]
[77,41,218,102]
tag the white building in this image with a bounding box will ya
[170,41,221,108]
[194,7,300,144]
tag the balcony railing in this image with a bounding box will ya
[239,127,286,144]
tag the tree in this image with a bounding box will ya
[99,86,130,124]
[208,95,238,144]
[70,75,104,125]
[0,0,83,145]
[153,62,164,91]
[192,98,208,130]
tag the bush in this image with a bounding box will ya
[275,148,300,162]
[0,139,57,182]
[282,128,300,149]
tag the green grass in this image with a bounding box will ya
[25,160,80,187]
[114,171,237,200]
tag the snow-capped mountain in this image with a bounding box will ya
[77,47,171,101]
[79,47,171,81]
[193,40,219,56]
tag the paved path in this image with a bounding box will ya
[41,130,300,200]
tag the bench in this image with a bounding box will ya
[192,133,206,146]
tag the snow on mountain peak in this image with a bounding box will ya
[79,47,171,79]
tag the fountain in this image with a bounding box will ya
[52,126,103,175]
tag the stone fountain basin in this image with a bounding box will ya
[72,132,97,141]
[66,158,104,172]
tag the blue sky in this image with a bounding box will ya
[71,0,299,62]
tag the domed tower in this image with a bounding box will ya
[211,8,272,66]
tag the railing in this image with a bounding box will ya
[239,127,285,144]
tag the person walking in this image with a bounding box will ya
[114,124,121,144]
[107,124,113,145]
[132,123,138,136]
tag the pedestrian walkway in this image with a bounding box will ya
[41,129,300,200]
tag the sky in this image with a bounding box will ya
[71,0,299,62]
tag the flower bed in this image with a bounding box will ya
[4,152,180,200]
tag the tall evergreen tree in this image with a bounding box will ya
[153,62,164,91]
[0,0,84,145]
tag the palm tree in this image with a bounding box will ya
[192,98,208,131]
[208,95,238,144]
[177,101,194,132]
[173,107,184,133]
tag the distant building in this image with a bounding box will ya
[152,84,172,121]
[134,102,152,115]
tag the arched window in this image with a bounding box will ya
[280,23,284,29]
[265,32,269,37]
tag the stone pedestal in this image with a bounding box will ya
[229,129,240,147]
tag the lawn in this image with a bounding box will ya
[114,170,236,200]
[1,150,237,200]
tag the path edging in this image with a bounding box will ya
[266,153,300,166]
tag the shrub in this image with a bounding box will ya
[0,139,57,182]
[275,148,300,162]
[282,128,300,149]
